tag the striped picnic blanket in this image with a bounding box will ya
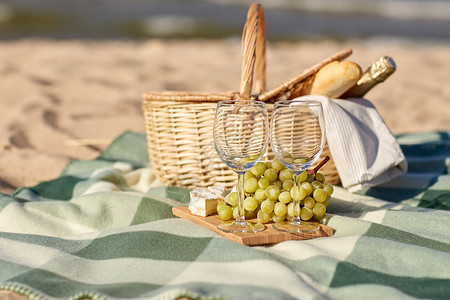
[0,131,449,300]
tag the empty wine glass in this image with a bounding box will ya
[213,100,269,233]
[270,99,326,233]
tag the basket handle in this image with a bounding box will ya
[239,3,266,98]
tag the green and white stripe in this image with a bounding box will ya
[0,131,449,300]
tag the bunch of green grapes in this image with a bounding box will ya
[217,159,334,223]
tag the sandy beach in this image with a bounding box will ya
[0,38,449,193]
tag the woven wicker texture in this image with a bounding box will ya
[271,104,324,163]
[142,4,343,188]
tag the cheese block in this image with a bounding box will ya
[188,186,225,217]
[206,185,226,197]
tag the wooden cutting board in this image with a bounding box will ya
[172,206,334,246]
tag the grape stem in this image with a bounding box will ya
[308,156,330,176]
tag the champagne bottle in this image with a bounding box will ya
[342,56,396,98]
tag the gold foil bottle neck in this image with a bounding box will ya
[366,56,396,83]
[343,56,396,98]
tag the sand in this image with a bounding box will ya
[0,38,449,194]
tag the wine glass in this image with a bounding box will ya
[270,100,326,233]
[213,100,269,233]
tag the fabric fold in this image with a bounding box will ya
[293,95,407,192]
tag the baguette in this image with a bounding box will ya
[309,61,362,98]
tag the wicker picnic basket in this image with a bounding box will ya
[142,4,350,189]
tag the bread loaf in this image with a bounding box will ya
[309,61,362,98]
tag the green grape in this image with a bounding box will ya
[278,191,292,204]
[322,182,334,196]
[264,168,278,182]
[257,210,272,224]
[226,191,239,207]
[279,169,293,182]
[303,196,316,209]
[249,154,260,160]
[284,157,295,163]
[265,161,272,168]
[300,182,313,196]
[266,185,281,201]
[315,172,325,183]
[282,179,294,191]
[313,202,326,218]
[254,188,267,202]
[305,173,314,183]
[240,157,252,164]
[217,201,229,211]
[290,186,298,200]
[294,158,307,164]
[233,206,239,219]
[218,204,232,221]
[311,180,323,191]
[245,209,256,219]
[244,177,258,193]
[271,159,284,171]
[244,171,255,180]
[323,196,330,207]
[250,162,267,177]
[274,202,287,216]
[272,180,283,189]
[313,189,327,203]
[300,207,314,221]
[258,177,270,189]
[287,202,300,217]
[244,197,258,212]
[299,171,308,182]
[272,213,285,223]
[261,199,275,214]
[281,151,292,158]
[290,186,306,201]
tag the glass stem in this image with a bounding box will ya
[236,173,246,224]
[292,174,301,223]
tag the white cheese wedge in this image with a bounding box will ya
[188,186,225,217]
[206,185,226,197]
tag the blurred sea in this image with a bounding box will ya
[0,0,449,43]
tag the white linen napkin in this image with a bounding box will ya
[293,95,407,192]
